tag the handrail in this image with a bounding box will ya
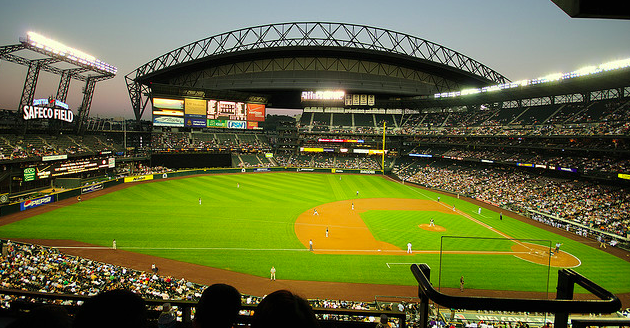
[0,288,406,327]
[411,264,620,313]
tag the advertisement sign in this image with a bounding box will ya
[185,115,207,128]
[81,183,104,194]
[124,175,154,183]
[247,121,260,130]
[247,104,266,121]
[301,147,324,152]
[360,170,376,174]
[153,115,184,127]
[20,195,54,211]
[153,98,184,110]
[184,98,207,115]
[318,138,364,143]
[227,120,246,129]
[152,109,184,116]
[33,98,69,109]
[42,155,68,162]
[619,173,630,180]
[23,106,74,123]
[24,167,36,182]
[301,91,345,102]
[26,158,114,180]
[207,119,228,128]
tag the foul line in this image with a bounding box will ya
[54,246,307,251]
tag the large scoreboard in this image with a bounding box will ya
[152,97,265,130]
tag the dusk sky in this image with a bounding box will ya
[1,0,629,119]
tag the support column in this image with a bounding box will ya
[417,264,431,328]
[56,70,72,103]
[554,269,574,328]
[75,77,96,134]
[19,60,43,113]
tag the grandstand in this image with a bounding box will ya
[0,22,629,328]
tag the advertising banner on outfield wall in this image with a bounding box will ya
[124,175,154,183]
[20,195,54,211]
[81,183,104,194]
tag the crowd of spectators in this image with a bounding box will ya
[151,132,270,152]
[0,134,121,161]
[3,239,620,327]
[274,153,382,170]
[393,160,629,240]
[298,99,630,138]
[401,136,629,175]
[237,154,275,168]
[0,240,417,327]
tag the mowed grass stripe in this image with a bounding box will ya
[237,178,331,204]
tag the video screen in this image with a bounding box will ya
[207,100,246,121]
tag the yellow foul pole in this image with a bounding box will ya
[382,121,386,175]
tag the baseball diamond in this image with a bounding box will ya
[0,172,627,304]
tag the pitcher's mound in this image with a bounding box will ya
[419,224,446,232]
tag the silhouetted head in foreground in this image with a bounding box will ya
[72,289,147,328]
[194,283,241,328]
[252,289,319,328]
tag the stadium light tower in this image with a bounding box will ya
[0,32,117,133]
[22,32,117,75]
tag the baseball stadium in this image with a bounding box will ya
[1,20,630,328]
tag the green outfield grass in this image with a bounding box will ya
[0,172,629,294]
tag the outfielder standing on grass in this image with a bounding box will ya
[460,276,464,292]
[270,266,276,281]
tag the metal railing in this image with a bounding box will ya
[410,264,621,328]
